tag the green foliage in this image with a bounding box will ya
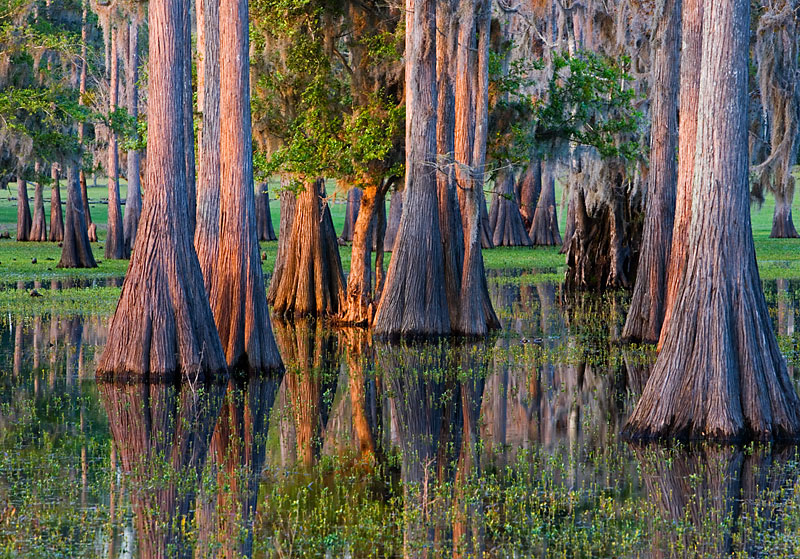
[489,48,643,165]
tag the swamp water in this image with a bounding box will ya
[0,274,799,558]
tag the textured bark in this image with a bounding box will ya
[528,159,562,246]
[518,161,541,229]
[212,0,282,374]
[771,190,799,238]
[105,28,127,259]
[16,177,31,241]
[48,164,64,242]
[271,179,345,318]
[58,162,97,268]
[660,0,703,351]
[374,189,387,302]
[194,0,221,294]
[183,0,197,236]
[99,381,223,559]
[339,186,378,325]
[30,171,47,242]
[622,0,680,343]
[255,183,276,241]
[373,0,450,337]
[340,187,362,242]
[383,187,403,251]
[488,167,532,247]
[97,0,227,381]
[624,0,800,441]
[266,188,297,303]
[123,22,142,253]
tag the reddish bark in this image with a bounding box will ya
[48,164,64,242]
[528,159,562,246]
[518,161,541,229]
[340,187,362,242]
[105,28,127,259]
[30,166,47,242]
[266,187,297,304]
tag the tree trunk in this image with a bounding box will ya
[437,0,465,329]
[528,159,562,246]
[373,0,451,337]
[97,0,227,381]
[622,0,680,343]
[105,28,127,259]
[123,21,142,253]
[518,161,541,229]
[266,186,297,303]
[16,177,31,241]
[213,0,282,374]
[340,187,362,242]
[659,0,703,351]
[624,0,800,441]
[194,0,221,293]
[255,183,276,241]
[30,168,47,242]
[271,179,345,318]
[488,166,532,246]
[78,0,93,237]
[184,0,197,236]
[771,188,799,238]
[48,165,64,242]
[374,189,387,302]
[58,162,97,268]
[383,187,403,251]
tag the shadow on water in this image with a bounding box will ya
[0,273,800,556]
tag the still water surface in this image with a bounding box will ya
[0,275,798,557]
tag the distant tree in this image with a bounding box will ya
[29,163,47,241]
[98,0,227,380]
[104,26,127,259]
[255,183,276,241]
[122,21,142,252]
[624,0,800,441]
[16,177,32,241]
[622,0,681,343]
[58,160,96,268]
[48,163,64,241]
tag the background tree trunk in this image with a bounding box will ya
[48,164,64,242]
[194,0,221,293]
[518,161,541,229]
[58,162,97,268]
[659,0,703,351]
[78,0,93,237]
[213,0,282,374]
[255,183,276,241]
[30,166,47,241]
[271,179,345,318]
[373,0,451,337]
[184,0,197,236]
[340,188,362,242]
[267,187,297,303]
[624,0,800,441]
[622,0,680,343]
[97,0,227,381]
[528,159,562,246]
[383,187,403,251]
[488,166,532,247]
[123,21,142,253]
[16,177,31,241]
[105,27,127,259]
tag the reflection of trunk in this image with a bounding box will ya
[59,162,97,268]
[528,160,562,246]
[13,318,23,377]
[517,162,540,229]
[340,188,361,242]
[123,22,142,253]
[49,164,64,242]
[105,28,126,259]
[383,187,403,251]
[266,187,296,303]
[622,0,680,342]
[452,376,484,558]
[213,0,283,374]
[99,381,223,559]
[625,0,800,441]
[30,167,47,241]
[488,167,531,246]
[270,179,345,318]
[274,319,338,468]
[16,177,31,241]
[341,327,377,462]
[255,183,276,241]
[196,375,280,558]
[98,0,227,381]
